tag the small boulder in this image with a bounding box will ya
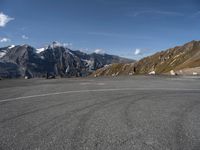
[193,72,198,76]
[149,71,155,75]
[170,70,177,76]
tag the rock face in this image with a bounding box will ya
[92,63,136,77]
[1,45,46,78]
[134,40,200,74]
[92,40,200,76]
[0,43,133,78]
[0,61,21,78]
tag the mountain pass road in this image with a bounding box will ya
[0,76,200,150]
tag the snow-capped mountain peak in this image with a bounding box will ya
[0,43,134,78]
[8,45,15,49]
[0,45,16,58]
[36,47,46,54]
[49,41,62,48]
[0,50,7,58]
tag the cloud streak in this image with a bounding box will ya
[88,32,152,40]
[134,49,142,55]
[192,11,200,17]
[88,32,121,37]
[0,12,14,27]
[63,42,73,48]
[22,35,29,40]
[94,49,105,54]
[0,37,10,42]
[132,10,184,17]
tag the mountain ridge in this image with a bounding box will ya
[0,43,134,78]
[92,40,200,77]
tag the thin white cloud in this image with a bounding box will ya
[88,31,152,40]
[94,49,105,54]
[78,48,91,54]
[88,32,120,37]
[22,35,29,40]
[50,41,74,48]
[63,42,73,48]
[36,47,46,54]
[134,49,142,55]
[196,11,200,14]
[0,37,10,42]
[0,12,14,27]
[133,10,183,17]
[52,41,62,47]
[192,11,200,17]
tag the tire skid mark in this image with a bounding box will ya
[122,92,200,149]
[1,99,103,149]
[1,88,200,104]
[0,96,95,125]
[15,99,108,138]
[123,92,200,130]
[175,100,200,150]
[121,93,183,150]
[70,94,135,150]
[12,93,132,146]
[119,94,153,148]
[121,92,169,148]
[124,95,150,129]
[2,90,195,126]
[87,93,147,150]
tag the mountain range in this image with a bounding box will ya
[1,40,200,79]
[0,42,133,78]
[92,40,200,76]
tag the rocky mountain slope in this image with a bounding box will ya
[0,42,133,78]
[134,40,200,74]
[92,40,200,76]
[92,63,136,77]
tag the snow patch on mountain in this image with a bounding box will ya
[0,50,6,58]
[36,47,46,53]
[94,49,105,54]
[68,51,75,56]
[82,59,94,66]
[0,45,15,58]
[8,45,15,49]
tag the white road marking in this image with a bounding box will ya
[80,82,106,85]
[0,88,200,103]
[97,83,106,85]
[80,82,91,85]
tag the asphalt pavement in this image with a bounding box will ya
[0,76,200,150]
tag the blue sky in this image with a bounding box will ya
[0,0,200,59]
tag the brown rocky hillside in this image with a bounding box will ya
[92,40,200,76]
